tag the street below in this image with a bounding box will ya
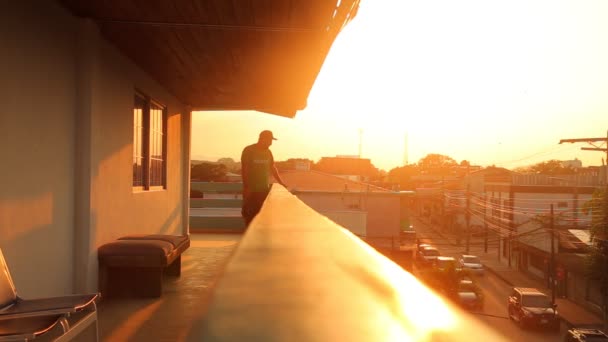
[411,217,567,341]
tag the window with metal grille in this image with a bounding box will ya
[133,92,167,190]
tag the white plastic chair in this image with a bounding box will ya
[0,248,100,341]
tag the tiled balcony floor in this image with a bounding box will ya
[96,233,241,342]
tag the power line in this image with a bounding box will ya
[493,144,580,167]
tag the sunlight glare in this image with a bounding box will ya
[304,0,608,168]
[346,230,458,339]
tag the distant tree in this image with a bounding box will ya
[418,154,457,168]
[387,164,419,190]
[191,162,227,181]
[514,159,576,175]
[460,160,471,167]
[583,187,608,326]
[368,166,385,182]
[215,158,242,173]
[217,157,235,164]
[417,153,457,175]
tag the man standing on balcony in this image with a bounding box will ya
[240,130,286,226]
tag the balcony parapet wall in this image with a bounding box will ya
[199,184,506,341]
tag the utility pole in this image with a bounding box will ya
[484,194,488,253]
[550,204,556,305]
[559,129,608,184]
[574,170,579,229]
[465,165,471,254]
[465,182,471,254]
[441,176,447,241]
[358,128,363,158]
[496,196,501,261]
[508,230,511,267]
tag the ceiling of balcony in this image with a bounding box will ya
[58,0,359,118]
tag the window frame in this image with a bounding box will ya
[133,91,167,191]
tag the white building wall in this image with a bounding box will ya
[81,21,189,292]
[319,211,367,236]
[295,191,400,238]
[513,192,592,227]
[0,1,79,297]
[486,187,593,268]
[1,1,190,296]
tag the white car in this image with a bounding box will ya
[459,254,484,275]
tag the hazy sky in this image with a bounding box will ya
[192,0,608,171]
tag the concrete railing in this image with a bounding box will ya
[189,182,245,231]
[190,181,243,194]
[200,184,507,341]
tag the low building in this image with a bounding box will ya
[281,169,412,242]
[514,219,600,314]
[314,156,378,183]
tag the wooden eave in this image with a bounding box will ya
[58,0,360,118]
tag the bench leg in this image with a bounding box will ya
[98,265,108,297]
[138,268,163,297]
[166,255,181,276]
[103,267,163,298]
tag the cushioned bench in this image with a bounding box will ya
[98,235,190,298]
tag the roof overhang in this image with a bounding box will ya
[58,0,360,118]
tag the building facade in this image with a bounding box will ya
[1,2,192,296]
[281,170,410,240]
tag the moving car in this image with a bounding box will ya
[564,328,608,341]
[417,243,432,252]
[456,280,484,310]
[422,256,460,292]
[459,254,484,275]
[508,287,559,331]
[435,256,459,272]
[416,246,440,268]
[400,229,417,246]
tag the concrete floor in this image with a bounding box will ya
[95,233,241,342]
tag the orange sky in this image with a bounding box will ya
[192,0,608,171]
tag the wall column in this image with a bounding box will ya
[182,108,192,235]
[73,18,99,293]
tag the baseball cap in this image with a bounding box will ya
[259,130,277,140]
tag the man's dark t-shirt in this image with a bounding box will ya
[241,143,274,193]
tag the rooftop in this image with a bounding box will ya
[280,169,390,192]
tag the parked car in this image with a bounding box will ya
[508,287,559,331]
[564,328,608,341]
[416,246,440,268]
[459,254,484,275]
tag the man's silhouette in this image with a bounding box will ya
[240,130,286,226]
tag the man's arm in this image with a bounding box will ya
[268,150,286,188]
[241,147,250,196]
[271,164,286,188]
